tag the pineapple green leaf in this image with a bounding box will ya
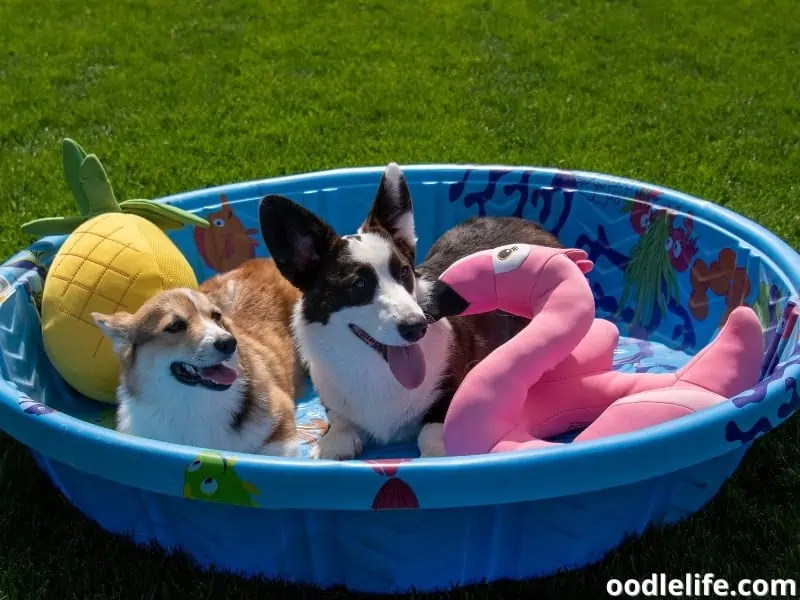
[119,200,210,229]
[20,215,90,236]
[62,138,90,216]
[22,137,210,236]
[80,155,121,216]
[117,208,186,230]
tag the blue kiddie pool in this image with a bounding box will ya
[1,166,799,593]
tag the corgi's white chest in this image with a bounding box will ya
[298,319,453,443]
[116,383,266,454]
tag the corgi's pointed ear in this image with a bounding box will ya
[258,194,340,290]
[92,311,133,353]
[360,163,416,263]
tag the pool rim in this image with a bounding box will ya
[1,164,798,511]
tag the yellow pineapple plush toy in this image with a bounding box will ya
[22,139,209,403]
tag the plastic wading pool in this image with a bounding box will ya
[1,166,799,594]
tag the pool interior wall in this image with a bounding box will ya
[1,166,799,593]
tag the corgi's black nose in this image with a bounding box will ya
[397,320,428,343]
[214,335,237,356]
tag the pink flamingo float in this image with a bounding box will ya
[426,244,765,456]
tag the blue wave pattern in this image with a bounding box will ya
[1,167,796,458]
[725,351,800,444]
[446,167,798,453]
[0,204,719,458]
[447,168,787,354]
[3,167,800,593]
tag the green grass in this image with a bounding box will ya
[2,0,800,597]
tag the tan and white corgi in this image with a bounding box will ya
[92,258,303,456]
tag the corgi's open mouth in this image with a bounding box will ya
[348,324,426,390]
[170,361,238,391]
[349,324,388,360]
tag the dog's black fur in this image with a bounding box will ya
[259,165,563,454]
[416,216,563,423]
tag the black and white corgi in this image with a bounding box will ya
[259,164,562,459]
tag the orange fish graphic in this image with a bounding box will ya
[194,194,260,273]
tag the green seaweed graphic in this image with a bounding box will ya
[617,211,680,328]
[752,281,773,332]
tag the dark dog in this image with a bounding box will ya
[259,163,561,459]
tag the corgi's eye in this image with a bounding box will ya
[396,265,414,292]
[349,271,374,296]
[164,319,187,333]
[210,310,222,322]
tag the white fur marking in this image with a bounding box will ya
[181,288,200,307]
[113,294,288,456]
[115,349,275,455]
[418,422,446,457]
[344,234,424,346]
[294,254,455,447]
[394,210,417,247]
[310,415,364,460]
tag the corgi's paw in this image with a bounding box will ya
[418,422,447,458]
[311,426,363,460]
[260,437,300,458]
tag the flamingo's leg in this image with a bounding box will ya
[490,424,560,453]
[573,388,726,442]
[519,306,764,442]
[672,306,764,397]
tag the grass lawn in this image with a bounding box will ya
[2,0,800,597]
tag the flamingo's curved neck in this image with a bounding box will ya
[461,252,596,405]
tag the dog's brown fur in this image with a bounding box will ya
[199,258,303,447]
[94,258,303,453]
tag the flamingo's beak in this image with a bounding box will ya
[424,280,470,322]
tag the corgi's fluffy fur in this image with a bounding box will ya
[259,163,562,460]
[92,258,303,456]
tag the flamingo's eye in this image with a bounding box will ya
[492,244,532,274]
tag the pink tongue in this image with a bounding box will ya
[387,343,426,390]
[200,364,238,385]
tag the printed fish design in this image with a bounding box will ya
[183,451,260,507]
[194,194,259,273]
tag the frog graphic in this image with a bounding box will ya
[183,451,260,507]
